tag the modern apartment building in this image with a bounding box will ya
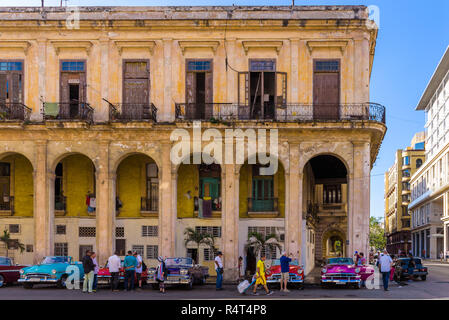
[409,46,449,259]
[384,132,425,255]
[0,6,386,278]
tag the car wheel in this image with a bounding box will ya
[321,282,327,289]
[354,282,361,289]
[0,274,4,288]
[421,276,427,281]
[57,275,68,289]
[393,274,398,282]
[23,283,33,289]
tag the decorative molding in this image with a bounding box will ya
[51,40,93,55]
[241,40,283,55]
[306,40,348,54]
[178,40,220,55]
[0,41,31,54]
[114,40,156,55]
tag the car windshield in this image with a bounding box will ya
[271,259,299,266]
[414,258,422,265]
[0,257,11,266]
[41,256,69,264]
[165,258,193,266]
[327,258,354,265]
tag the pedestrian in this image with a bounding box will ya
[134,251,143,290]
[107,251,121,292]
[82,250,95,293]
[123,250,137,291]
[279,251,292,292]
[91,251,99,292]
[440,251,444,262]
[156,256,166,294]
[252,254,273,296]
[214,251,224,290]
[407,254,415,282]
[354,251,360,265]
[378,249,393,291]
[238,256,244,282]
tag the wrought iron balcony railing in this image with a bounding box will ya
[0,196,14,215]
[0,103,31,121]
[43,102,94,122]
[248,197,278,212]
[109,102,157,122]
[141,196,158,212]
[54,195,67,215]
[175,102,386,124]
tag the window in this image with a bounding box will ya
[248,226,279,239]
[0,163,11,210]
[144,163,158,211]
[146,245,158,259]
[61,61,85,72]
[54,163,64,211]
[132,245,144,257]
[416,158,423,169]
[195,226,222,238]
[115,227,124,238]
[261,245,277,259]
[314,60,339,72]
[249,60,276,72]
[56,225,66,235]
[122,60,150,119]
[313,60,340,120]
[403,156,410,166]
[187,60,212,72]
[203,248,216,261]
[323,185,342,204]
[0,61,23,104]
[115,239,126,256]
[142,225,158,237]
[26,245,33,253]
[8,224,20,234]
[79,227,96,237]
[54,243,68,256]
[185,59,213,120]
[402,169,411,177]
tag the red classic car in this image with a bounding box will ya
[265,259,304,288]
[0,256,27,288]
[97,260,148,286]
[321,257,362,288]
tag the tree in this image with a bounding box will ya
[245,232,282,259]
[369,216,386,251]
[0,230,25,258]
[184,227,215,264]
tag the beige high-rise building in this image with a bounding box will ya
[0,6,386,279]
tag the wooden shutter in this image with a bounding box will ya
[276,72,287,107]
[185,71,196,119]
[11,73,21,103]
[205,71,213,118]
[313,60,340,120]
[0,74,7,103]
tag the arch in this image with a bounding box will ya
[0,152,34,170]
[50,151,98,172]
[322,228,346,258]
[112,151,162,173]
[236,152,288,174]
[173,151,223,172]
[301,152,350,176]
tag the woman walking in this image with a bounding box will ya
[156,256,166,294]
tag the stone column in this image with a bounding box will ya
[162,39,173,122]
[159,143,175,257]
[285,143,302,260]
[221,164,239,281]
[348,141,371,255]
[34,141,52,263]
[33,38,47,121]
[98,38,110,122]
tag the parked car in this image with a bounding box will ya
[265,259,304,289]
[18,256,84,289]
[97,260,148,286]
[320,257,361,288]
[148,257,209,289]
[393,257,428,281]
[0,256,28,288]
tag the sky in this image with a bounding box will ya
[2,0,449,219]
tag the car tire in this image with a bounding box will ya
[321,282,327,289]
[23,283,33,289]
[57,275,68,289]
[393,274,398,282]
[421,276,427,281]
[0,274,4,288]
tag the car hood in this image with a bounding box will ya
[23,263,68,274]
[267,265,303,274]
[323,264,356,274]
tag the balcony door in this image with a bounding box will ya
[313,60,340,120]
[185,59,213,119]
[60,60,86,119]
[252,177,274,212]
[0,163,10,210]
[123,60,150,119]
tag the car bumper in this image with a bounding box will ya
[18,277,59,283]
[405,272,428,277]
[321,278,361,284]
[148,276,191,285]
[266,278,304,284]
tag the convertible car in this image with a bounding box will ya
[0,256,27,288]
[393,257,428,281]
[320,257,362,288]
[148,257,209,289]
[265,259,304,288]
[18,256,84,289]
[97,260,148,286]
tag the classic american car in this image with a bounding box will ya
[393,257,428,281]
[0,256,28,288]
[18,256,84,289]
[320,257,362,288]
[147,257,209,289]
[97,260,148,286]
[265,259,304,288]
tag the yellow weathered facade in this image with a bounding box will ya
[0,6,385,278]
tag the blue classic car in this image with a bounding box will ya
[18,256,84,289]
[148,257,200,289]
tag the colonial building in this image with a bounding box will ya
[0,6,385,278]
[384,132,425,255]
[410,46,449,259]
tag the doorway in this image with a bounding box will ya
[187,248,198,264]
[79,245,93,261]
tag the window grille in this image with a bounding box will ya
[132,245,144,257]
[79,227,96,237]
[54,243,68,256]
[146,245,158,259]
[8,224,20,234]
[142,226,158,237]
[187,60,211,72]
[116,227,124,238]
[56,225,66,235]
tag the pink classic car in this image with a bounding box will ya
[321,257,373,288]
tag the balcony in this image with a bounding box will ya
[317,202,347,216]
[0,103,31,121]
[175,102,386,123]
[0,196,14,216]
[247,197,279,218]
[54,195,67,216]
[108,102,157,122]
[140,197,158,217]
[43,102,94,123]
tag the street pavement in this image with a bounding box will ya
[1,261,448,300]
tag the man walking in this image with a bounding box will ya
[214,251,224,290]
[82,250,95,293]
[124,250,137,291]
[107,251,121,292]
[134,251,143,290]
[378,249,393,291]
[279,251,292,292]
[252,254,273,296]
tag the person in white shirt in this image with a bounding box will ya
[134,251,143,290]
[214,251,224,290]
[378,250,393,291]
[107,251,121,292]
